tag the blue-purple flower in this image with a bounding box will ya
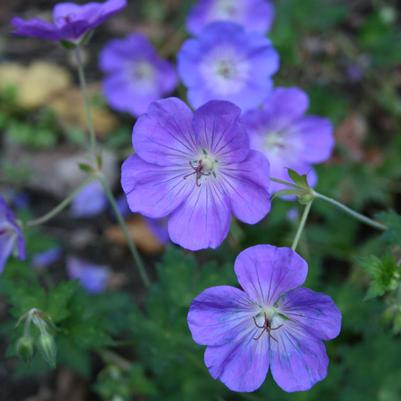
[66,256,110,294]
[32,247,62,269]
[0,196,26,272]
[145,218,169,245]
[70,181,107,218]
[187,0,275,36]
[177,22,279,111]
[121,97,271,251]
[100,33,178,117]
[11,0,126,43]
[188,245,341,392]
[242,87,335,192]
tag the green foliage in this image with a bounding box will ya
[377,210,401,246]
[360,254,400,300]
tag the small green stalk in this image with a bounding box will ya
[98,175,150,288]
[26,176,94,227]
[270,177,387,231]
[291,201,313,251]
[74,45,97,158]
[73,44,150,288]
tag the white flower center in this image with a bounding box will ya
[184,149,218,187]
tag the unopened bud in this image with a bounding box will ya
[16,336,34,362]
[298,193,314,205]
[39,333,57,367]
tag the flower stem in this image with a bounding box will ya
[73,45,150,288]
[291,201,312,251]
[26,177,94,227]
[313,192,387,231]
[98,175,150,288]
[74,45,96,157]
[270,177,387,231]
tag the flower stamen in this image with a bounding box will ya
[252,313,283,342]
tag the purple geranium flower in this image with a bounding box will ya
[70,181,107,218]
[100,33,178,117]
[121,97,271,251]
[0,196,26,272]
[177,22,279,111]
[32,247,62,270]
[243,87,334,192]
[187,0,275,36]
[11,0,126,43]
[188,245,341,392]
[66,256,110,294]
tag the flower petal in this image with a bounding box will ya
[121,155,192,218]
[270,329,329,392]
[289,116,334,164]
[278,287,342,341]
[132,98,197,166]
[168,181,231,250]
[234,245,308,304]
[188,285,256,346]
[192,100,249,163]
[0,234,15,273]
[204,330,269,392]
[11,17,62,41]
[221,150,271,224]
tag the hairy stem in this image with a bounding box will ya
[26,177,94,227]
[74,45,97,157]
[98,175,150,288]
[270,177,387,231]
[313,192,387,231]
[74,45,150,288]
[291,202,312,251]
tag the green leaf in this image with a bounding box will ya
[46,281,79,323]
[360,254,400,299]
[377,210,401,246]
[287,168,309,188]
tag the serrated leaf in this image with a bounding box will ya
[46,281,79,323]
[377,210,401,246]
[360,254,400,299]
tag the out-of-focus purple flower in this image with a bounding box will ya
[70,181,107,218]
[145,218,169,244]
[286,208,299,222]
[188,244,342,392]
[243,87,334,193]
[187,0,275,36]
[100,34,178,117]
[11,0,126,43]
[177,22,279,111]
[116,194,130,218]
[66,256,110,294]
[0,195,26,272]
[121,97,271,251]
[32,247,62,269]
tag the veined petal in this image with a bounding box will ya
[221,150,271,224]
[121,155,192,219]
[234,245,308,305]
[188,285,256,346]
[270,326,329,392]
[133,98,197,166]
[168,181,231,250]
[278,287,342,341]
[192,100,249,163]
[204,327,270,392]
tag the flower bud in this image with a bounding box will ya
[16,336,34,362]
[298,193,314,205]
[39,333,57,367]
